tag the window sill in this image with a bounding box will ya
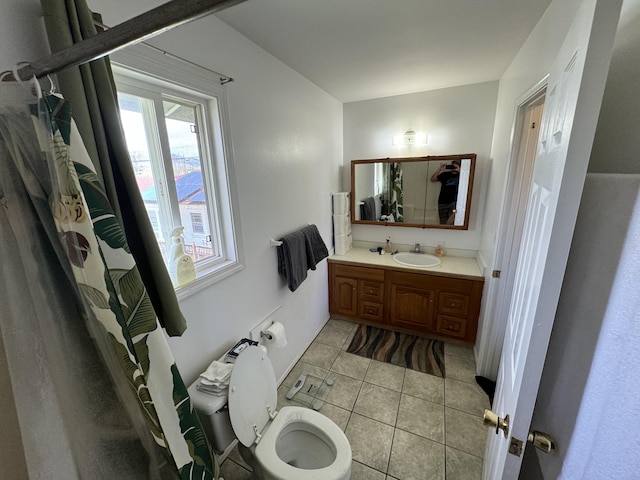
[174,259,245,301]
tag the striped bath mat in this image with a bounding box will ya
[346,324,445,378]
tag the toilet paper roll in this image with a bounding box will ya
[332,192,350,215]
[262,321,288,348]
[333,214,351,235]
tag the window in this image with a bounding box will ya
[111,45,243,295]
[190,212,205,235]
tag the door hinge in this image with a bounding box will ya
[190,124,198,134]
[492,270,501,278]
[509,437,524,457]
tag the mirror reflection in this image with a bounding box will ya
[351,154,476,229]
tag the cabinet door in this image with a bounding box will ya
[389,284,435,329]
[332,276,358,317]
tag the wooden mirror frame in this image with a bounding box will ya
[350,154,476,229]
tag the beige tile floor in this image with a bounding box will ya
[220,319,490,480]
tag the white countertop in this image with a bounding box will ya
[329,247,484,280]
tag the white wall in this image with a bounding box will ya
[588,0,640,174]
[343,81,498,251]
[90,0,344,384]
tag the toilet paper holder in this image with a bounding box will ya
[260,322,280,341]
[260,325,275,341]
[259,320,288,348]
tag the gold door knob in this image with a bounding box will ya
[484,409,510,438]
[528,431,555,453]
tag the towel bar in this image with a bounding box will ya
[271,224,313,247]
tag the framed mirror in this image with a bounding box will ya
[351,154,476,229]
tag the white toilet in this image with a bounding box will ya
[189,345,352,480]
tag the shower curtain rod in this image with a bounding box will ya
[94,19,234,84]
[1,0,247,82]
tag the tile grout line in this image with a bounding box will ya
[386,362,401,479]
[444,360,449,480]
[385,423,398,477]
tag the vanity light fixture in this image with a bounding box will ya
[392,130,428,146]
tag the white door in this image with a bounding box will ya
[484,0,622,478]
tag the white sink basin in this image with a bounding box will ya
[393,252,442,268]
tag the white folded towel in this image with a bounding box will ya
[200,360,233,383]
[196,382,229,396]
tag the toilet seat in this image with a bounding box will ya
[228,345,277,447]
[255,406,352,479]
[228,346,352,480]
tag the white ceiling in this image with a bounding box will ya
[216,0,553,103]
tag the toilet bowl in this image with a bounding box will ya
[195,345,351,480]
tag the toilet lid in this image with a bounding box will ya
[228,345,278,447]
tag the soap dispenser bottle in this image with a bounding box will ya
[385,237,392,253]
[168,226,196,286]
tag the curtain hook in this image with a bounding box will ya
[0,70,14,82]
[45,74,56,95]
[12,62,42,99]
[11,62,31,87]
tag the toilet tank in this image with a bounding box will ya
[187,381,236,453]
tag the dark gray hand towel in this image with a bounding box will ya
[277,230,308,292]
[301,224,329,270]
[361,196,376,220]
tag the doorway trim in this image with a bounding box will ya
[475,76,548,379]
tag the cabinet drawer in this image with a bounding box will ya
[332,263,385,281]
[438,292,470,316]
[360,280,384,302]
[360,301,384,322]
[435,314,468,340]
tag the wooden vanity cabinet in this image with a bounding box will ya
[329,263,385,322]
[329,259,484,344]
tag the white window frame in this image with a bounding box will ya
[111,44,244,299]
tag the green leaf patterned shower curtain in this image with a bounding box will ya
[389,162,404,222]
[36,93,220,479]
[42,0,186,336]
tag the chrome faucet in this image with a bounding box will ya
[413,243,423,253]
